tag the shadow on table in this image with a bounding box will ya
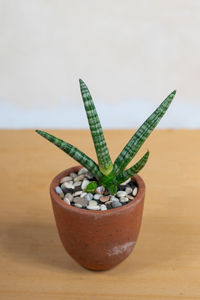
[1,221,83,273]
[128,213,193,273]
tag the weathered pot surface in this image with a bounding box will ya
[50,166,145,271]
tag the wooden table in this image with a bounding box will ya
[1,130,200,300]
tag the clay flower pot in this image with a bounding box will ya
[50,166,145,271]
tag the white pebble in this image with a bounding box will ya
[120,197,129,203]
[112,201,122,208]
[132,187,138,196]
[87,205,100,210]
[96,186,105,194]
[101,204,107,211]
[61,182,74,190]
[74,174,85,182]
[85,193,93,201]
[55,186,64,199]
[94,194,103,200]
[66,183,74,189]
[125,187,132,194]
[73,191,82,196]
[88,200,98,206]
[64,198,71,205]
[120,178,131,185]
[70,172,77,178]
[74,203,82,208]
[81,179,90,190]
[80,192,87,198]
[78,167,88,175]
[116,191,127,197]
[60,176,73,184]
[74,181,82,187]
[110,196,119,202]
[64,193,73,202]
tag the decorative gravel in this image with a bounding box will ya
[55,167,138,210]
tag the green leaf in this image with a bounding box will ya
[79,79,113,175]
[85,181,98,193]
[114,90,176,175]
[35,130,102,180]
[116,151,150,184]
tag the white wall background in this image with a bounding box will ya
[0,0,200,129]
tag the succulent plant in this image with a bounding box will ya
[36,79,176,194]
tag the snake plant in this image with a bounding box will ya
[36,79,176,194]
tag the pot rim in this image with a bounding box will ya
[50,165,145,216]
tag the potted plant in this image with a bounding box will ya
[36,79,176,270]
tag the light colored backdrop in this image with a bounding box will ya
[0,0,200,128]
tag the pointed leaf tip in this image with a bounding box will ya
[172,90,176,96]
[79,78,84,85]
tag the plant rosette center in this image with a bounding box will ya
[55,167,138,211]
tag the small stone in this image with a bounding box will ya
[88,200,98,206]
[70,172,77,178]
[64,198,71,205]
[132,187,138,197]
[94,194,103,200]
[74,174,85,182]
[116,191,127,198]
[60,176,73,184]
[105,200,113,209]
[74,181,82,187]
[120,178,131,185]
[64,193,73,202]
[112,198,120,203]
[101,204,107,211]
[55,186,64,199]
[112,200,122,208]
[87,205,100,210]
[81,179,90,190]
[80,192,87,198]
[74,203,82,208]
[127,195,134,201]
[110,195,119,202]
[73,191,82,197]
[61,182,74,190]
[120,197,129,203]
[85,172,94,179]
[73,197,89,207]
[96,186,105,194]
[85,193,93,201]
[125,187,132,194]
[100,196,110,203]
[78,167,88,175]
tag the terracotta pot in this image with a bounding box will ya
[50,166,145,271]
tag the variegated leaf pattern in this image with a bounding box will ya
[79,79,113,175]
[114,90,176,175]
[116,151,150,184]
[36,130,102,180]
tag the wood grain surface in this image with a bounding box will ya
[0,130,200,300]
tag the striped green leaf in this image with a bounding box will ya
[114,90,176,175]
[79,79,113,175]
[116,151,150,184]
[35,130,102,180]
